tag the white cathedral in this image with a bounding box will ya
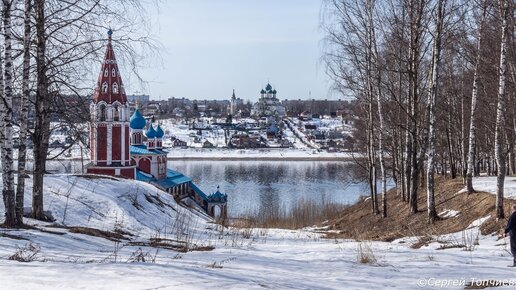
[252,83,285,118]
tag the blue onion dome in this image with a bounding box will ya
[265,83,272,91]
[272,89,277,94]
[130,109,146,129]
[155,124,164,138]
[260,89,266,94]
[146,124,157,138]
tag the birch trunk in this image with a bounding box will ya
[427,0,445,224]
[0,9,5,225]
[368,99,379,215]
[408,0,425,215]
[405,109,411,204]
[494,0,509,219]
[466,0,488,194]
[33,0,51,220]
[367,0,387,218]
[365,0,378,215]
[16,0,32,226]
[2,0,16,227]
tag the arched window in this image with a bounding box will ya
[102,82,108,93]
[113,82,119,94]
[104,69,108,77]
[99,104,106,121]
[113,104,119,121]
[133,133,142,144]
[112,68,116,77]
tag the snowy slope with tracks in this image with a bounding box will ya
[1,175,516,289]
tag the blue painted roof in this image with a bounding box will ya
[135,168,223,206]
[146,125,157,138]
[136,170,154,182]
[135,169,191,187]
[156,124,164,138]
[130,109,146,129]
[208,190,227,203]
[130,145,167,155]
[189,182,208,199]
[150,169,192,189]
[166,169,192,182]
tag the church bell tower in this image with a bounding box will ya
[86,29,136,179]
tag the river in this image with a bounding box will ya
[171,160,371,217]
[40,160,372,217]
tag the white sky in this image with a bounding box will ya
[134,0,333,102]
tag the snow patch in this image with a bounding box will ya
[439,209,460,218]
[468,216,491,228]
[468,176,516,199]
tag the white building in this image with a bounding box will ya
[251,83,285,118]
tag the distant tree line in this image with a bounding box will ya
[323,0,515,222]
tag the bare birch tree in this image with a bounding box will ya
[1,0,16,226]
[407,0,428,215]
[494,0,509,219]
[15,0,33,226]
[367,0,388,218]
[426,0,446,223]
[466,0,489,194]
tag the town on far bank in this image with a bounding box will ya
[21,85,361,160]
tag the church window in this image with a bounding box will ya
[113,82,119,94]
[104,69,108,77]
[112,68,116,77]
[113,105,119,121]
[99,104,106,121]
[102,82,108,93]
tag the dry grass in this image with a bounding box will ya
[68,226,128,241]
[128,238,215,253]
[8,243,40,262]
[0,232,29,240]
[356,242,377,264]
[234,198,347,229]
[410,235,434,249]
[325,176,511,241]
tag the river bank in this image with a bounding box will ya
[17,147,362,161]
[324,176,514,242]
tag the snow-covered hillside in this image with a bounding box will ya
[39,175,209,233]
[1,175,516,289]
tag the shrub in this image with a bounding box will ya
[9,243,41,262]
[356,242,377,264]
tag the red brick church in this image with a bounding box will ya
[86,30,227,220]
[87,29,135,178]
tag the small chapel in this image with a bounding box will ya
[86,30,227,220]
